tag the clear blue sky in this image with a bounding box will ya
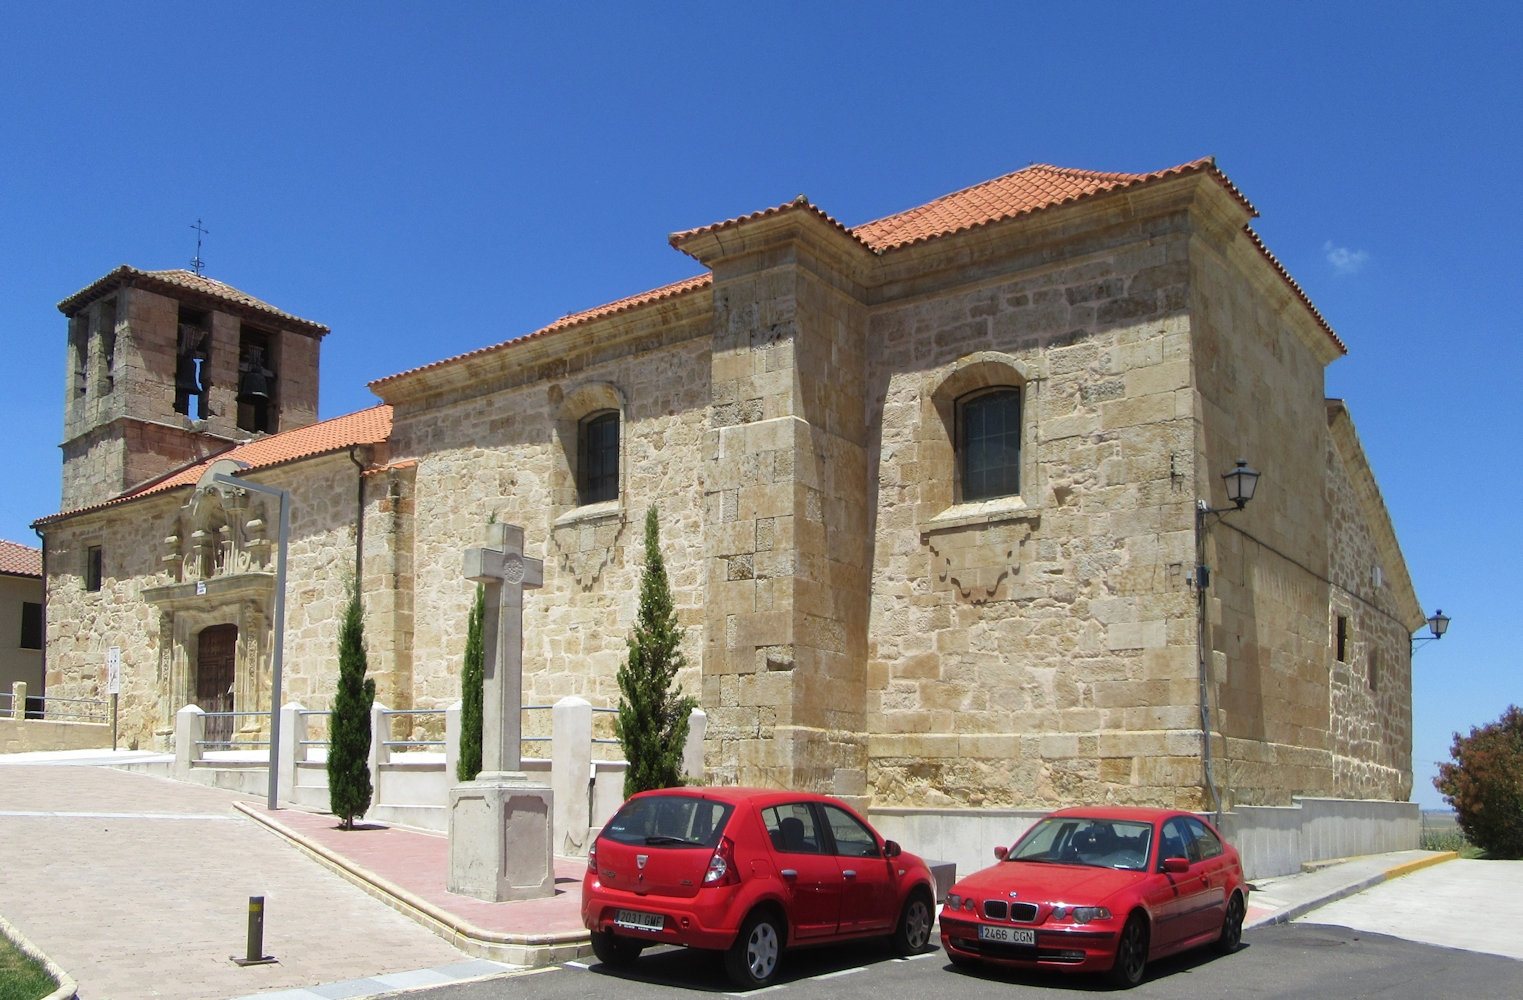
[2,3,1515,809]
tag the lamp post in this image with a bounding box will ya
[1194,458,1260,821]
[210,472,290,811]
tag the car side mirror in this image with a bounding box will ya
[1162,857,1191,874]
[883,840,902,858]
[994,845,1009,861]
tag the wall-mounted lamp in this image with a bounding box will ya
[1412,609,1450,649]
[1194,459,1260,588]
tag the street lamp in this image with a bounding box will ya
[1412,609,1451,649]
[1195,458,1259,823]
[1194,459,1260,589]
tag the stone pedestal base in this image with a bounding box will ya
[447,772,555,901]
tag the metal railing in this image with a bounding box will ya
[1,691,107,723]
[592,706,621,745]
[196,710,271,750]
[297,708,330,752]
[380,707,446,751]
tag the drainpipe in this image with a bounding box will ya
[348,447,367,586]
[32,524,46,710]
[1195,503,1225,825]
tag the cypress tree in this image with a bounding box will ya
[456,583,485,782]
[615,506,697,797]
[328,584,375,829]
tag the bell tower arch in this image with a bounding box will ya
[55,267,328,511]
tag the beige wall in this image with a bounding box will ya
[1,574,44,695]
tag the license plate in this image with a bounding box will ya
[615,908,665,932]
[978,923,1035,945]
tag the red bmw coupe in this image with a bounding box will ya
[583,786,938,988]
[939,806,1248,988]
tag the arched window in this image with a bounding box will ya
[578,410,620,505]
[957,387,1021,502]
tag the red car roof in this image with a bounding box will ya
[1044,806,1193,823]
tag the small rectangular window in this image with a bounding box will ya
[1368,651,1379,692]
[20,602,42,649]
[86,546,103,592]
[577,411,619,505]
[1335,615,1348,662]
[958,387,1021,502]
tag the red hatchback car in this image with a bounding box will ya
[939,807,1248,988]
[582,786,938,988]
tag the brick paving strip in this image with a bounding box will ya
[233,801,592,965]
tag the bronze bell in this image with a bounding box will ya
[238,368,270,402]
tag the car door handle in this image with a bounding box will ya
[843,870,857,878]
[781,870,798,879]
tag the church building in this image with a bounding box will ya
[33,157,1425,838]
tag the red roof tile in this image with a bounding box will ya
[853,158,1248,250]
[376,157,1338,385]
[57,266,329,335]
[34,406,392,526]
[0,539,42,577]
[369,273,713,390]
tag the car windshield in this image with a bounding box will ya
[602,795,734,849]
[1006,817,1153,871]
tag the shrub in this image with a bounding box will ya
[615,506,697,798]
[456,583,485,782]
[328,585,375,829]
[1433,705,1523,859]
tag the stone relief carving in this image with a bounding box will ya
[925,516,1036,604]
[163,487,272,583]
[550,507,627,590]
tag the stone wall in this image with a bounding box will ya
[386,314,714,742]
[1189,200,1371,808]
[865,206,1203,810]
[44,451,372,751]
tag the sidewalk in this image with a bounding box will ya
[1244,848,1459,928]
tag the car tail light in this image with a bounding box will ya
[587,842,597,875]
[704,836,740,886]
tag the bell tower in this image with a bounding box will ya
[56,266,328,511]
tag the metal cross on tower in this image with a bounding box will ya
[190,219,210,276]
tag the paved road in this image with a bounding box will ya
[0,765,477,1000]
[413,923,1523,1000]
[1296,858,1523,960]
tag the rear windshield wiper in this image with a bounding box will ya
[644,835,706,847]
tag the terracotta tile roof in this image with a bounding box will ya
[376,157,1338,386]
[369,273,713,390]
[0,539,42,577]
[667,194,863,251]
[57,266,329,335]
[853,158,1250,250]
[33,406,392,526]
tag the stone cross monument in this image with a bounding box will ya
[447,522,555,901]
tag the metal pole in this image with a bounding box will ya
[212,474,288,811]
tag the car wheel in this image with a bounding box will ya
[890,889,934,955]
[1105,913,1148,988]
[725,909,783,988]
[1214,891,1246,955]
[590,929,644,968]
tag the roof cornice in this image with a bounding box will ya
[57,265,329,337]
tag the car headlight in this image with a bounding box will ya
[1051,905,1110,923]
[945,893,976,912]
